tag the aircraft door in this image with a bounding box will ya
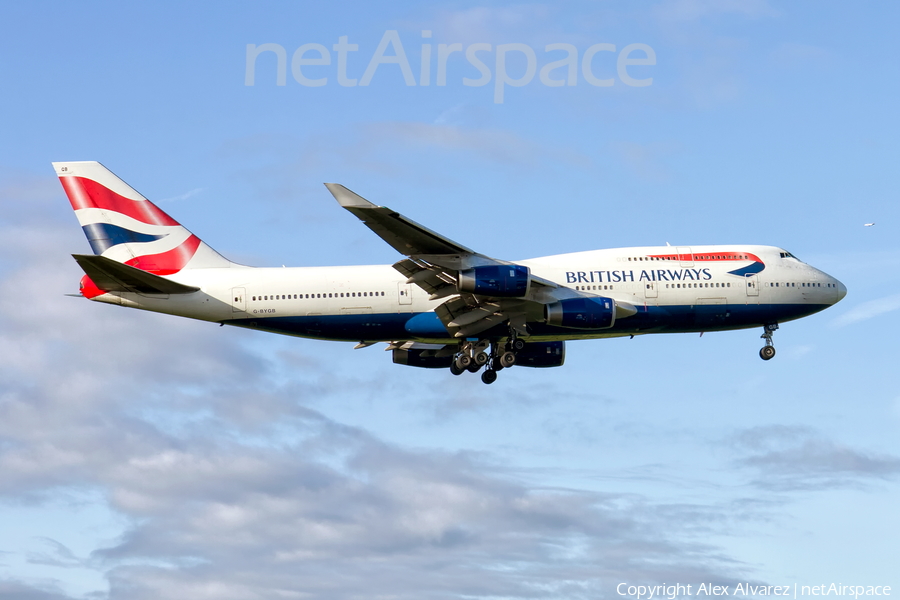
[398,282,413,306]
[644,282,658,298]
[677,246,694,267]
[231,287,246,312]
[745,274,759,297]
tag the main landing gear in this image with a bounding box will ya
[759,323,778,360]
[449,336,524,384]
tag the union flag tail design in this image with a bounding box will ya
[54,161,233,275]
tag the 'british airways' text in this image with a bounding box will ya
[566,268,713,284]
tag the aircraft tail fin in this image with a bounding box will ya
[54,161,233,275]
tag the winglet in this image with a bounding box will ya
[324,183,376,209]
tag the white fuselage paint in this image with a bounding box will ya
[86,244,845,344]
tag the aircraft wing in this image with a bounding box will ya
[325,183,476,256]
[326,184,624,338]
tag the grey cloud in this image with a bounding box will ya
[0,579,77,600]
[731,425,900,491]
[26,539,85,569]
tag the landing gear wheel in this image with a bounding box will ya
[499,351,516,369]
[511,338,526,352]
[474,351,490,367]
[490,357,504,371]
[481,369,498,384]
[759,323,779,361]
[450,362,464,375]
[466,361,481,373]
[455,355,472,370]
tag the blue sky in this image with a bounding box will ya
[1,2,899,599]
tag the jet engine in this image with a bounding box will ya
[392,347,454,369]
[458,265,530,297]
[515,341,565,368]
[545,297,616,329]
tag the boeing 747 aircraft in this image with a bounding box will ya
[56,161,846,384]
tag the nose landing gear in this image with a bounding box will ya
[759,323,778,360]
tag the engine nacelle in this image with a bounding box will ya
[392,348,453,369]
[515,341,565,368]
[545,297,615,329]
[458,265,530,297]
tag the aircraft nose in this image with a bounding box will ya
[836,280,847,303]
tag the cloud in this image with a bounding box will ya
[27,539,86,569]
[157,188,204,203]
[730,426,900,491]
[0,579,74,600]
[830,293,900,327]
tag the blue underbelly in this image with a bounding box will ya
[228,302,831,342]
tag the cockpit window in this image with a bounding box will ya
[779,251,801,261]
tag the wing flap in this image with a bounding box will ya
[392,258,457,298]
[453,313,509,338]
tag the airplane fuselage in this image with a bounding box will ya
[86,243,843,343]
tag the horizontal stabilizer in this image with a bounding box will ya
[73,254,199,295]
